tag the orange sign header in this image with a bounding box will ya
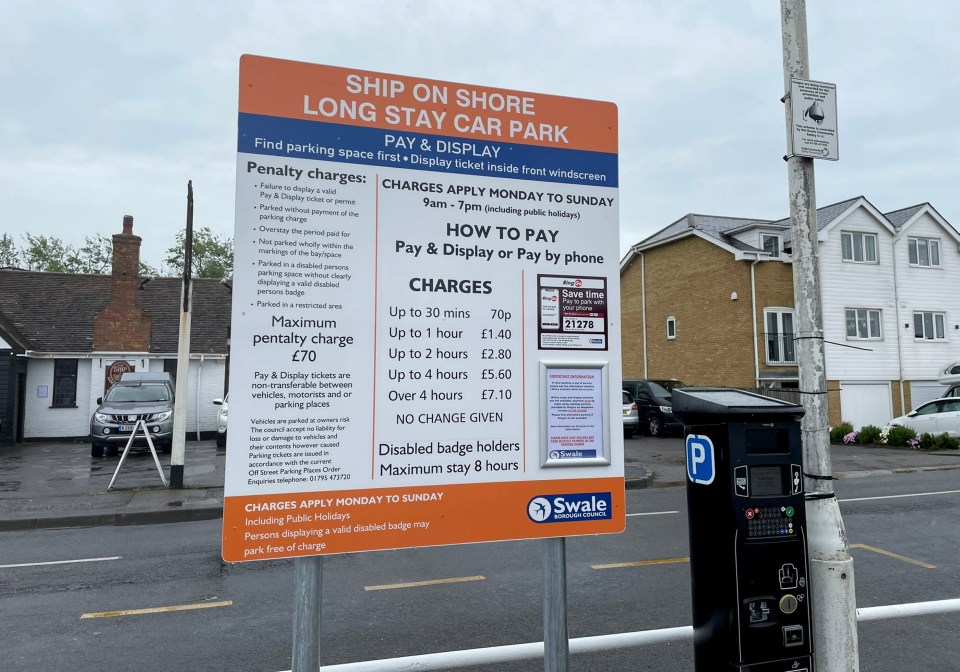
[239,55,617,153]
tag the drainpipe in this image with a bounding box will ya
[751,255,761,388]
[196,354,204,440]
[640,252,648,379]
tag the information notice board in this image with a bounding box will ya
[223,55,623,561]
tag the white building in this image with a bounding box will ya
[0,216,232,446]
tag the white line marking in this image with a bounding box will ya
[626,510,679,517]
[0,556,122,569]
[839,489,960,503]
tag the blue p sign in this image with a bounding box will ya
[686,434,715,485]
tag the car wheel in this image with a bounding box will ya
[216,434,226,448]
[91,443,104,458]
[648,415,662,437]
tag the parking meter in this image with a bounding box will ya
[672,388,812,672]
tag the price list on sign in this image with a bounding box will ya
[223,56,624,562]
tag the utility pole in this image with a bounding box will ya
[779,2,860,669]
[170,180,194,489]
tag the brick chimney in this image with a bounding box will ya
[92,215,152,351]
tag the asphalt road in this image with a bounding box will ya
[2,470,959,671]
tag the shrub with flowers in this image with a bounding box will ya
[842,431,858,444]
[830,422,854,444]
[879,425,892,445]
[885,424,918,447]
[907,437,920,450]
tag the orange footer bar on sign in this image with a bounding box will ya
[222,477,625,561]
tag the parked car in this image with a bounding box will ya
[622,390,639,438]
[90,372,175,457]
[889,397,960,438]
[650,379,687,394]
[621,380,684,437]
[213,393,229,447]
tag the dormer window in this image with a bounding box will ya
[761,233,781,258]
[908,237,941,267]
[841,231,878,263]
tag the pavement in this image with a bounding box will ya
[0,437,958,531]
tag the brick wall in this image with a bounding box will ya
[827,380,842,427]
[753,261,797,378]
[621,238,801,387]
[620,254,645,378]
[93,216,152,351]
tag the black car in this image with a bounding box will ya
[621,380,685,437]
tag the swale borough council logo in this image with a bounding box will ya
[527,497,552,522]
[527,492,613,524]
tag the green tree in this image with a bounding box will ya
[164,227,234,279]
[0,233,18,267]
[21,234,74,272]
[0,233,158,276]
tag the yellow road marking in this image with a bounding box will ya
[592,557,690,570]
[365,575,485,591]
[850,544,936,569]
[81,600,233,619]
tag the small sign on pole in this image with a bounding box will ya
[788,77,838,160]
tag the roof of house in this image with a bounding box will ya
[637,213,775,250]
[884,204,926,229]
[628,196,959,264]
[776,196,864,244]
[0,269,232,354]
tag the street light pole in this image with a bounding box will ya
[170,180,194,489]
[779,2,860,669]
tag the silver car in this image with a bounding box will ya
[90,373,175,457]
[213,393,229,447]
[622,390,639,438]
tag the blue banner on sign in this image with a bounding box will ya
[238,113,618,187]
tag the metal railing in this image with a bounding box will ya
[763,331,797,365]
[299,599,960,672]
[746,386,802,405]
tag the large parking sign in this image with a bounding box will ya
[686,434,715,485]
[222,56,623,561]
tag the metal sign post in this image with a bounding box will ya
[292,556,323,672]
[543,537,570,672]
[108,419,168,490]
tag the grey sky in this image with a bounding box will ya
[2,0,957,270]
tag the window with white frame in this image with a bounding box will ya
[764,309,796,364]
[913,312,946,340]
[666,316,676,340]
[761,233,781,258]
[908,237,941,267]
[845,308,882,340]
[840,231,878,263]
